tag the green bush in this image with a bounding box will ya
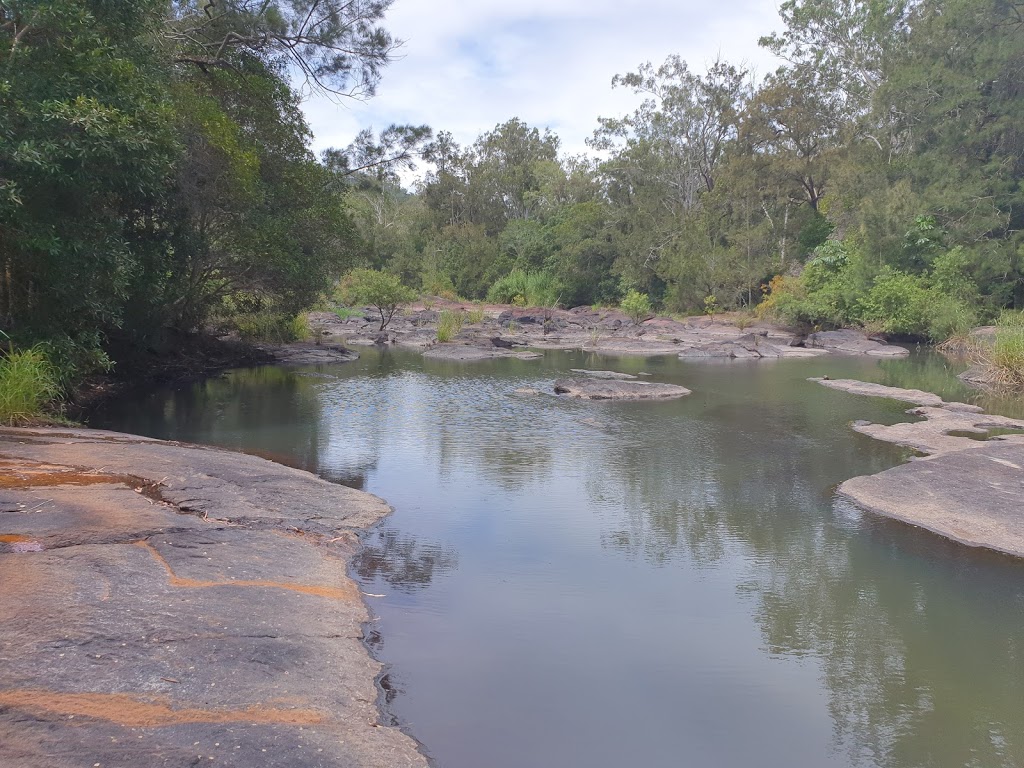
[620,290,652,324]
[487,269,562,308]
[860,269,932,337]
[436,310,465,342]
[342,269,417,331]
[0,347,60,424]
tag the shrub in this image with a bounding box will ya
[860,269,932,338]
[0,346,60,424]
[343,269,417,331]
[703,295,720,318]
[734,310,756,330]
[620,290,652,324]
[487,269,562,308]
[231,312,310,343]
[436,310,464,342]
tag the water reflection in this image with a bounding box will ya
[355,528,459,592]
[92,349,1024,768]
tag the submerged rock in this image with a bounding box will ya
[553,378,691,400]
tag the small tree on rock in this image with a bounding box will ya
[346,269,416,331]
[621,290,652,325]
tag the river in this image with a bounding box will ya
[93,348,1024,768]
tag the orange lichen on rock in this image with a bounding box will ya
[135,541,357,601]
[0,534,34,543]
[0,690,326,727]
[0,459,127,489]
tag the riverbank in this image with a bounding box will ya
[0,426,427,768]
[815,378,1024,559]
[309,300,909,360]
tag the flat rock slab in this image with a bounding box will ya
[806,329,909,356]
[569,369,637,380]
[810,378,983,410]
[256,342,358,366]
[839,442,1024,558]
[553,378,691,400]
[679,336,826,360]
[423,345,541,361]
[0,427,427,768]
[814,378,1024,559]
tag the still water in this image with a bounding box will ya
[94,349,1024,768]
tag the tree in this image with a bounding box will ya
[165,0,399,97]
[0,0,181,354]
[344,269,415,330]
[620,290,652,324]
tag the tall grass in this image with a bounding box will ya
[465,304,486,324]
[988,312,1024,387]
[436,310,464,342]
[0,347,60,424]
[941,311,1024,389]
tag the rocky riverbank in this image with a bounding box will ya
[0,427,427,768]
[814,378,1024,559]
[306,301,908,361]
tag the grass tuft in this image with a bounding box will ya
[0,346,61,424]
[436,310,465,342]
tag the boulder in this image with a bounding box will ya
[553,378,691,400]
[806,329,909,356]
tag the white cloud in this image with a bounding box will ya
[302,0,784,170]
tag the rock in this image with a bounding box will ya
[811,378,946,407]
[0,427,427,768]
[552,378,691,400]
[814,377,1024,559]
[568,369,637,380]
[677,338,825,360]
[256,342,358,365]
[959,366,991,387]
[839,442,1024,559]
[810,377,984,411]
[423,345,541,361]
[513,387,542,396]
[806,329,909,356]
[491,336,521,349]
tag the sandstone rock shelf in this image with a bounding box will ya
[306,303,909,361]
[0,427,427,768]
[813,379,1024,559]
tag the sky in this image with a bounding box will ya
[301,0,786,175]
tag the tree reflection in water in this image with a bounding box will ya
[355,528,459,592]
[583,371,1024,767]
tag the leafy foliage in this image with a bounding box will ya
[486,270,562,308]
[343,269,416,330]
[620,291,652,324]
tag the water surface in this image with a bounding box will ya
[94,349,1024,768]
